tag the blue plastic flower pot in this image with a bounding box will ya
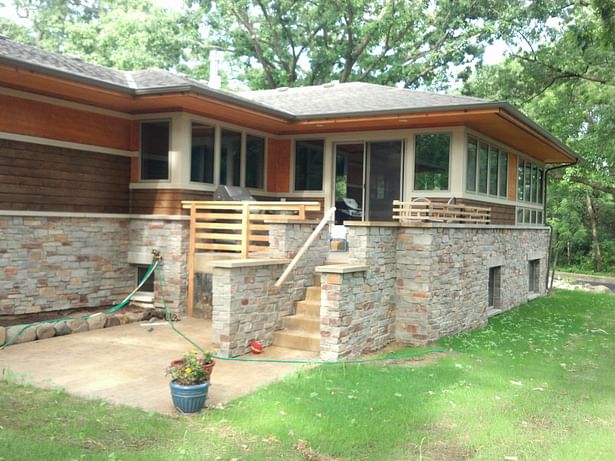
[169,381,209,413]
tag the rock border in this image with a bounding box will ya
[0,308,167,347]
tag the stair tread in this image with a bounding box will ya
[274,329,320,339]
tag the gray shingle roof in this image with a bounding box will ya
[0,36,493,118]
[238,82,491,118]
[0,36,129,88]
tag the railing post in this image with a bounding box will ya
[241,202,250,258]
[187,203,196,317]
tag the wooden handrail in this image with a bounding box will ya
[274,207,336,288]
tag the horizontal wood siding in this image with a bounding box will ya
[427,197,516,225]
[130,189,213,215]
[459,198,515,225]
[0,139,130,212]
[0,94,133,151]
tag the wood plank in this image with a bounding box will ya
[195,242,242,251]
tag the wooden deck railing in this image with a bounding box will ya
[181,200,321,315]
[393,199,491,225]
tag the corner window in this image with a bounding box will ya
[140,121,170,180]
[466,136,508,198]
[294,139,324,191]
[190,123,215,183]
[517,159,543,204]
[488,266,501,308]
[529,259,540,293]
[414,133,450,191]
[220,129,242,186]
[246,135,265,189]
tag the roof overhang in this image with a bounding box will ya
[0,60,577,164]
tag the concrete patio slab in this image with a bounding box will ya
[0,318,318,414]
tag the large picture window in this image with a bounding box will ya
[140,121,170,180]
[466,136,508,198]
[294,139,324,191]
[246,135,265,189]
[190,123,215,183]
[414,133,450,191]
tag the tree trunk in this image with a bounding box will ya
[585,192,602,272]
[566,241,571,266]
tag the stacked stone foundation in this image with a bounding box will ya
[0,213,189,321]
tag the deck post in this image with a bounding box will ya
[187,203,196,316]
[241,202,250,258]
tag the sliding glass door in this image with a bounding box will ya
[367,141,403,221]
[334,140,403,223]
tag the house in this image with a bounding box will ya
[0,37,577,359]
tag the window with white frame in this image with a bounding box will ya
[414,133,450,191]
[190,123,215,184]
[294,139,324,191]
[466,136,508,198]
[140,120,170,180]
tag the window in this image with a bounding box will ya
[140,121,170,180]
[137,265,155,293]
[294,139,324,191]
[478,141,488,193]
[488,266,501,308]
[466,137,477,192]
[190,123,215,183]
[498,151,508,197]
[246,135,265,189]
[516,159,544,204]
[220,129,242,185]
[466,136,508,197]
[529,259,540,293]
[414,133,450,191]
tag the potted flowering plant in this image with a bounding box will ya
[167,350,210,413]
[170,348,216,379]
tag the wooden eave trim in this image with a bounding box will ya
[496,109,576,164]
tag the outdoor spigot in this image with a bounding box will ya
[152,248,162,261]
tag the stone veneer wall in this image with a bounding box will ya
[395,226,549,344]
[316,225,399,360]
[318,265,395,361]
[343,224,550,348]
[0,213,190,317]
[128,217,189,313]
[211,222,328,357]
[0,214,132,315]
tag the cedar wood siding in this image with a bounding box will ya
[428,197,515,225]
[129,189,213,215]
[0,139,130,213]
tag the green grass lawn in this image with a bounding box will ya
[1,289,614,460]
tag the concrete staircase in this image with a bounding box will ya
[272,282,321,352]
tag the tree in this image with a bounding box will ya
[190,0,501,89]
[4,0,206,74]
[463,0,615,271]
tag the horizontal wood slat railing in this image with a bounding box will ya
[393,199,491,225]
[182,200,321,316]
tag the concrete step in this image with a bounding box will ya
[272,330,320,352]
[296,300,320,317]
[282,314,320,333]
[305,286,321,302]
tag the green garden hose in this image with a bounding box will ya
[156,265,448,365]
[0,256,160,350]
